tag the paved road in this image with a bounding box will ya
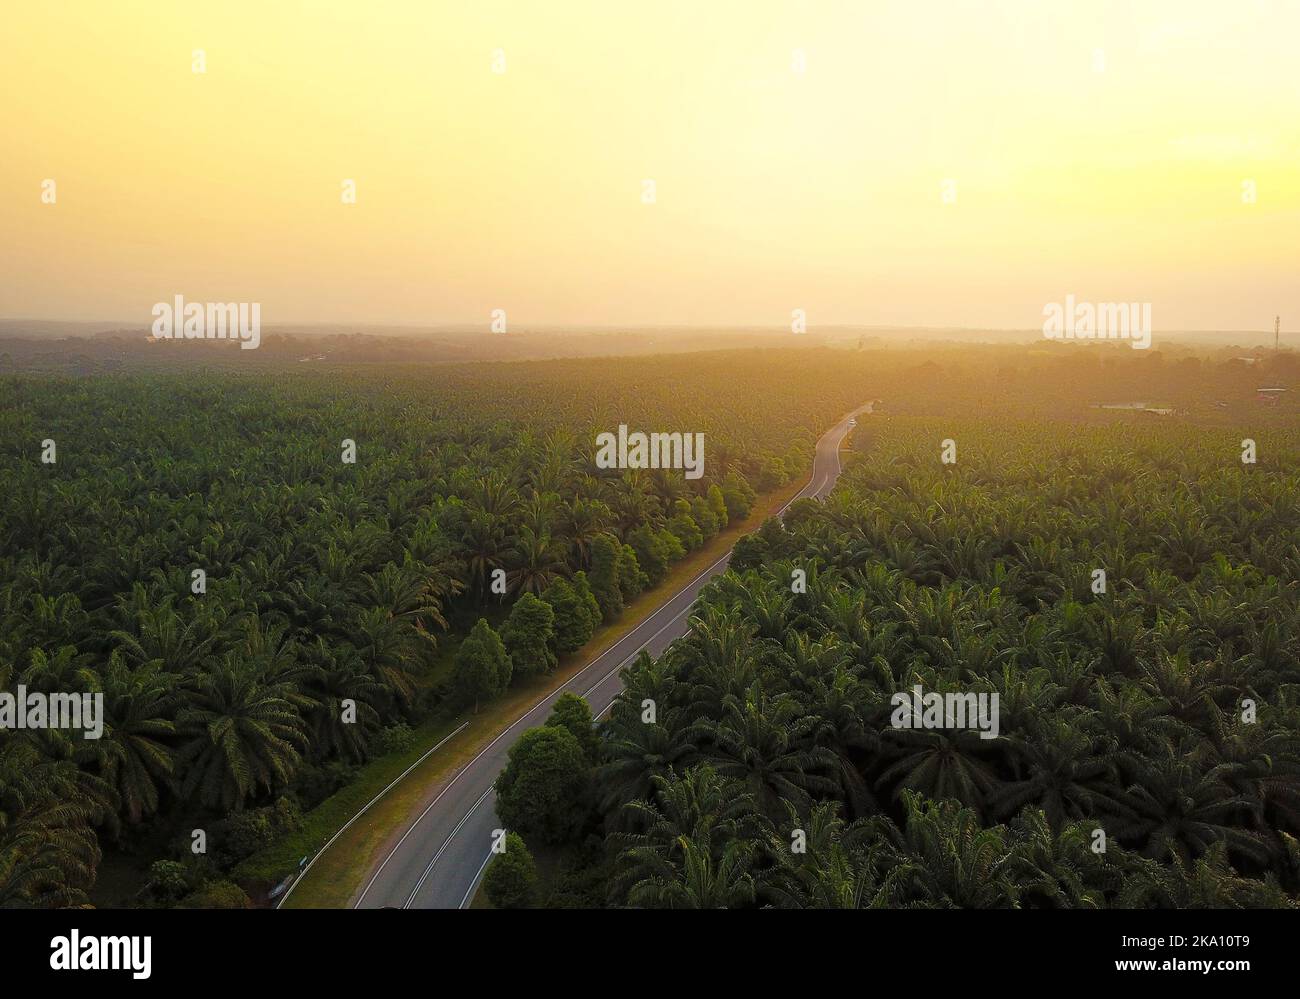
[353,402,874,909]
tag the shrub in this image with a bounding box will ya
[541,578,593,656]
[494,725,591,844]
[178,880,250,909]
[147,860,190,903]
[483,832,539,909]
[216,810,274,866]
[619,544,648,600]
[501,592,558,678]
[589,534,625,620]
[546,692,600,762]
[376,721,416,757]
[455,618,512,710]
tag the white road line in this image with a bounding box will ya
[459,850,495,909]
[281,720,468,909]
[578,421,847,716]
[413,557,735,906]
[452,411,867,908]
[354,554,735,906]
[578,568,723,699]
[404,786,494,907]
[356,404,870,910]
[368,547,743,907]
[355,739,488,908]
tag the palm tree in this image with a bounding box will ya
[612,765,765,907]
[79,654,177,827]
[19,644,97,695]
[0,741,113,908]
[989,712,1123,827]
[363,562,452,637]
[677,604,759,711]
[1007,810,1115,908]
[763,801,878,908]
[177,659,307,811]
[625,837,756,909]
[596,653,697,823]
[562,497,613,568]
[871,792,1022,908]
[305,654,384,763]
[469,472,521,521]
[520,490,563,537]
[1113,748,1272,867]
[609,474,662,537]
[508,528,564,595]
[110,588,219,673]
[877,702,1001,814]
[348,605,421,703]
[460,511,510,601]
[701,684,838,817]
[1116,842,1295,908]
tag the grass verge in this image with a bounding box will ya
[252,472,809,909]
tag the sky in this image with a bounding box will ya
[2,0,1297,331]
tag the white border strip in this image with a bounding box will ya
[276,720,469,908]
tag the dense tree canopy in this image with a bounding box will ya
[2,343,1295,907]
[0,350,878,906]
[585,410,1300,907]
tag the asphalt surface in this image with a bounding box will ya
[353,402,874,909]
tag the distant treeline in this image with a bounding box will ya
[0,350,873,907]
[482,363,1300,909]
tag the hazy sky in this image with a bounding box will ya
[2,1,1297,330]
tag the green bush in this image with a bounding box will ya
[455,618,512,710]
[589,534,626,620]
[178,880,251,909]
[546,693,600,763]
[376,721,416,757]
[494,725,591,844]
[147,860,190,903]
[541,578,594,656]
[216,811,274,866]
[483,832,539,909]
[501,593,558,678]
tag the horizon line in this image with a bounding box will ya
[0,319,1291,336]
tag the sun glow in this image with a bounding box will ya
[2,0,1297,329]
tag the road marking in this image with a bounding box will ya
[404,786,494,907]
[363,546,743,907]
[358,405,870,909]
[579,562,726,699]
[281,720,468,909]
[579,418,854,713]
[448,413,866,907]
[459,851,495,909]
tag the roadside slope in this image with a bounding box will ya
[354,402,873,909]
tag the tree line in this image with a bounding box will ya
[0,351,877,907]
[485,409,1300,908]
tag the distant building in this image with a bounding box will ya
[1090,401,1174,415]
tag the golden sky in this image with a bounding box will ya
[2,0,1297,330]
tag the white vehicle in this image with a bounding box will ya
[848,418,857,427]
